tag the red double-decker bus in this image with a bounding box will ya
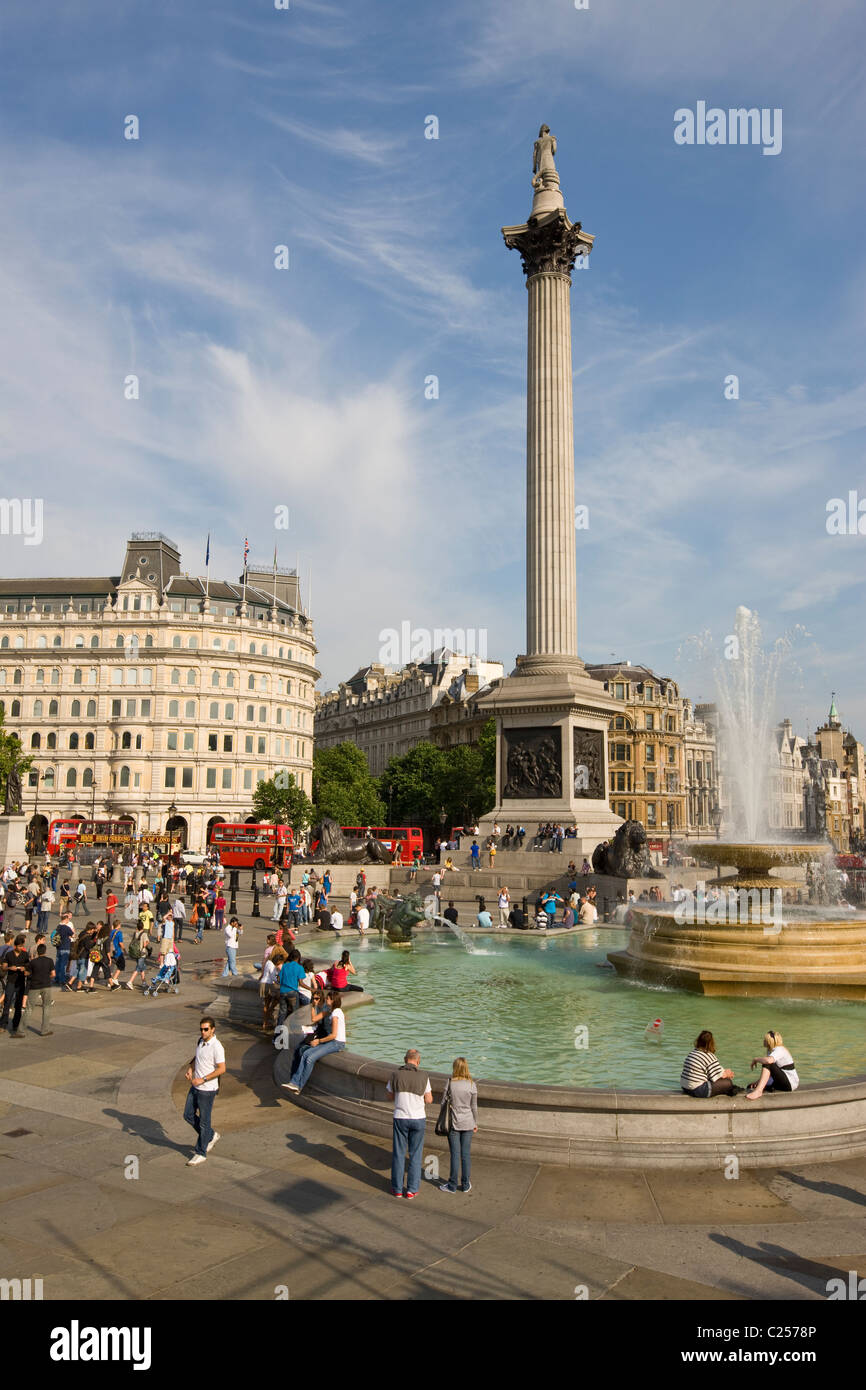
[47,817,135,857]
[341,826,423,865]
[208,822,294,871]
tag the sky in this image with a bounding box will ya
[1,0,864,739]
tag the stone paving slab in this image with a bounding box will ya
[519,1165,662,1224]
[391,1228,632,1301]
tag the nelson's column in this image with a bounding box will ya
[478,125,622,854]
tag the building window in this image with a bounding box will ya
[88,668,97,684]
[66,768,77,787]
[30,733,41,749]
[211,671,220,687]
[206,768,217,790]
[614,682,625,699]
[259,706,266,722]
[121,732,131,750]
[257,736,266,755]
[165,767,176,788]
[668,747,676,764]
[186,670,196,686]
[245,736,253,753]
[187,637,198,650]
[85,732,94,749]
[140,699,151,716]
[71,699,80,717]
[221,768,232,789]
[667,716,675,732]
[248,675,255,691]
[209,702,219,718]
[183,731,194,751]
[276,709,282,724]
[167,732,178,751]
[207,734,218,752]
[125,699,135,716]
[243,769,253,790]
[112,669,123,685]
[70,732,80,750]
[226,672,235,688]
[225,703,234,720]
[646,803,657,826]
[646,772,656,792]
[228,640,236,652]
[184,701,195,717]
[90,635,99,648]
[645,746,655,763]
[120,766,130,788]
[171,670,180,685]
[87,699,96,716]
[181,767,193,790]
[111,700,121,717]
[646,685,654,700]
[33,699,43,717]
[223,735,233,752]
[246,705,254,721]
[168,700,179,717]
[645,713,654,731]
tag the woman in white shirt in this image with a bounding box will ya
[282,989,346,1093]
[747,1029,800,1098]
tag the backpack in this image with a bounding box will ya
[128,933,142,960]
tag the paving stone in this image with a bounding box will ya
[519,1165,662,1224]
[645,1169,804,1225]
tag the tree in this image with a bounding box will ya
[313,743,386,826]
[251,773,314,835]
[0,707,32,812]
[382,724,497,831]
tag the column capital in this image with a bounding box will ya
[502,209,594,281]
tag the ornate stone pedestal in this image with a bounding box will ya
[0,815,27,864]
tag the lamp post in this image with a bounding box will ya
[667,804,675,867]
[388,782,393,825]
[167,801,177,861]
[710,801,722,841]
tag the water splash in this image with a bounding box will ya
[714,607,784,842]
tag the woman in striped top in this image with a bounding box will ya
[680,1030,736,1098]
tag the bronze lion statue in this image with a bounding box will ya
[592,820,663,879]
[307,817,392,864]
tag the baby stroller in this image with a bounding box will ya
[144,946,180,997]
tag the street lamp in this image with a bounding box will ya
[710,801,722,841]
[388,782,394,824]
[167,801,178,859]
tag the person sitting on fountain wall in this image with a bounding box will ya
[508,903,526,929]
[747,1030,800,1099]
[680,1031,738,1098]
[443,901,459,926]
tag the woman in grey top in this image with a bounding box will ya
[439,1057,478,1194]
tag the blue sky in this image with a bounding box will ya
[1,0,864,738]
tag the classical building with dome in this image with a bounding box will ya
[0,533,318,852]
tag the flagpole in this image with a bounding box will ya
[205,532,211,601]
[273,545,278,607]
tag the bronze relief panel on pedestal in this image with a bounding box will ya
[502,727,563,800]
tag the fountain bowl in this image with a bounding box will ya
[694,841,828,889]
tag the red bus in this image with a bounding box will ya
[208,822,294,871]
[47,817,135,856]
[341,826,423,865]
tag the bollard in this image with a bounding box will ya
[251,878,261,918]
[228,869,238,918]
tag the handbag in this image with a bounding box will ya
[434,1080,453,1137]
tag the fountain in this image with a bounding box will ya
[608,609,866,1000]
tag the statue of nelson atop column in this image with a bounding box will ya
[532,124,558,185]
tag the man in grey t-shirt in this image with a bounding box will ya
[386,1049,432,1199]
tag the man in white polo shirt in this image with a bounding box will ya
[386,1048,432,1199]
[356,902,370,934]
[184,1016,226,1166]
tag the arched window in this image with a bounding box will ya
[88,668,97,685]
[121,732,131,749]
[14,636,23,649]
[90,635,99,648]
[13,668,22,685]
[71,699,80,717]
[261,644,268,656]
[187,636,198,649]
[259,706,266,723]
[145,634,153,648]
[225,703,234,720]
[33,699,43,717]
[84,732,94,750]
[209,702,218,718]
[259,676,268,692]
[213,638,222,649]
[115,635,125,648]
[227,639,236,652]
[73,668,82,685]
[135,734,142,750]
[43,767,54,788]
[69,733,79,750]
[226,672,235,688]
[119,766,130,788]
[51,668,60,685]
[127,635,139,656]
[172,636,181,648]
[185,700,195,718]
[276,708,282,724]
[30,732,41,749]
[35,667,45,684]
[171,670,180,685]
[74,635,84,648]
[168,700,179,717]
[250,642,256,655]
[82,768,93,787]
[53,635,61,647]
[0,637,7,649]
[66,768,77,787]
[248,674,255,690]
[11,699,20,716]
[49,699,58,716]
[86,699,96,717]
[37,635,47,649]
[47,732,56,749]
[211,671,220,687]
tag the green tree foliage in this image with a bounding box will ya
[383,720,497,829]
[0,706,32,809]
[251,772,314,835]
[312,743,386,827]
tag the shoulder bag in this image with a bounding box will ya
[434,1079,453,1137]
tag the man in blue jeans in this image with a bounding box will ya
[54,911,75,988]
[387,1049,432,1199]
[184,1016,226,1166]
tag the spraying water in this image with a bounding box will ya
[713,607,784,843]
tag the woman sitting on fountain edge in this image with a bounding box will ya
[747,1030,800,1099]
[680,1030,739,1098]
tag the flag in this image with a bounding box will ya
[205,533,210,567]
[273,545,277,571]
[243,537,249,567]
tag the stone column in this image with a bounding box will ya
[503,206,594,677]
[526,269,578,664]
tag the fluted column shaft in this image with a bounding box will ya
[525,270,577,661]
